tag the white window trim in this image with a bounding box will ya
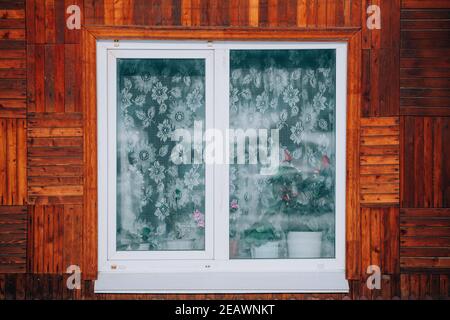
[95,40,349,293]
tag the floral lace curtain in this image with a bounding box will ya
[229,50,337,259]
[116,59,206,251]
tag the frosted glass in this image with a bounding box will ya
[116,59,206,251]
[229,50,337,259]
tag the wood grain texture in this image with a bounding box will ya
[400,6,450,116]
[360,207,400,277]
[0,5,26,119]
[28,204,82,274]
[360,117,400,206]
[0,206,27,273]
[402,117,450,208]
[27,113,83,205]
[3,0,447,301]
[400,208,450,272]
[0,118,27,205]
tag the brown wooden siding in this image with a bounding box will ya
[0,0,448,300]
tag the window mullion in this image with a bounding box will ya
[213,48,230,261]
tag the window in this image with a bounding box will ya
[96,41,348,293]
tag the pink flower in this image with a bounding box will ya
[322,155,330,169]
[193,209,205,228]
[230,199,239,210]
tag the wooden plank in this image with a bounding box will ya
[402,0,450,9]
[82,28,98,280]
[401,258,450,269]
[401,247,450,257]
[28,128,82,138]
[361,135,399,146]
[361,194,400,204]
[0,205,27,273]
[296,0,307,27]
[345,31,362,280]
[28,185,83,197]
[249,0,259,27]
[360,174,399,185]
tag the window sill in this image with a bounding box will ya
[94,271,349,294]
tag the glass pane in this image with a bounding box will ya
[229,50,336,259]
[116,58,206,251]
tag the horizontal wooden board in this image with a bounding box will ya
[0,205,27,273]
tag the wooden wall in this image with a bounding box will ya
[0,0,448,300]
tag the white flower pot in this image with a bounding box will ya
[138,243,150,250]
[164,239,194,250]
[287,231,322,258]
[251,241,280,259]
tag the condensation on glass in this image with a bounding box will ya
[228,50,337,259]
[116,58,206,251]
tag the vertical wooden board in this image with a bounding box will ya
[370,49,380,117]
[335,0,344,27]
[6,119,17,204]
[191,0,200,26]
[64,44,81,112]
[63,204,82,271]
[249,0,259,27]
[350,0,361,27]
[286,0,297,26]
[316,0,326,27]
[26,45,36,112]
[44,45,55,112]
[82,30,98,280]
[132,0,146,25]
[384,208,399,274]
[326,0,337,27]
[402,116,413,207]
[54,44,65,112]
[413,117,424,207]
[370,208,381,272]
[361,49,371,116]
[422,117,433,207]
[296,0,307,27]
[172,0,182,25]
[44,0,56,43]
[181,0,192,26]
[433,118,443,207]
[258,0,268,26]
[361,208,371,279]
[0,119,6,204]
[43,205,54,273]
[35,45,45,112]
[361,0,371,49]
[346,32,362,280]
[103,0,114,25]
[16,118,26,205]
[54,0,65,43]
[26,0,36,43]
[277,0,287,26]
[443,119,450,207]
[34,0,46,44]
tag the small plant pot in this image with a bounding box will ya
[287,231,322,258]
[164,239,195,250]
[251,241,280,259]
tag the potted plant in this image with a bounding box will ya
[269,154,334,258]
[164,209,205,250]
[243,221,281,259]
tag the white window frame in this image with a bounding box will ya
[96,40,349,293]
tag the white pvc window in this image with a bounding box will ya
[96,41,348,293]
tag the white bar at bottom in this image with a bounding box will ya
[94,271,349,293]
